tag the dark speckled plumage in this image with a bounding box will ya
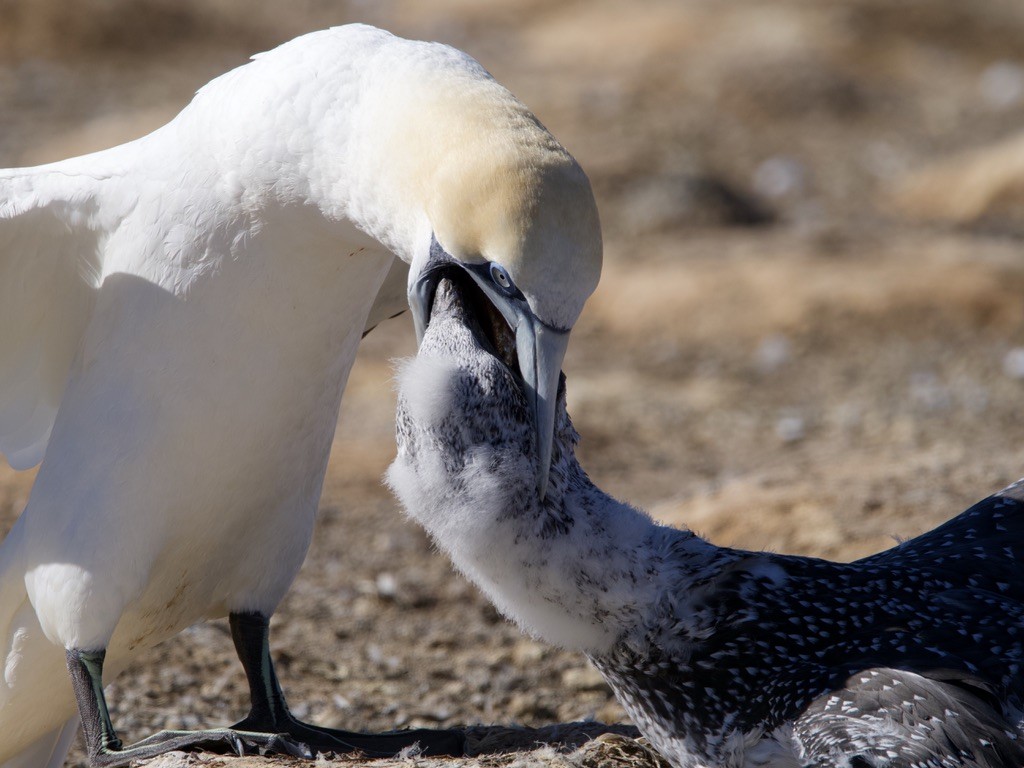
[592,483,1024,767]
[390,279,1024,768]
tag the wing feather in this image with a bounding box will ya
[795,666,1024,767]
[0,164,109,469]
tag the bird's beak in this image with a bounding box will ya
[409,249,569,499]
[513,318,569,499]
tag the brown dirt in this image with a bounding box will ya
[2,1,1024,766]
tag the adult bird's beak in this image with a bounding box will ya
[513,318,569,499]
[409,247,569,499]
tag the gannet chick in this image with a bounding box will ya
[388,277,1024,768]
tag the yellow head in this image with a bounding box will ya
[367,43,602,495]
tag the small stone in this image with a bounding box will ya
[562,665,610,692]
[775,414,806,444]
[980,61,1024,111]
[754,334,792,374]
[513,640,547,664]
[375,572,398,599]
[137,753,194,768]
[1002,347,1024,379]
[329,661,351,681]
[507,692,557,721]
[416,706,453,722]
[366,643,385,664]
[909,371,951,411]
[753,156,806,199]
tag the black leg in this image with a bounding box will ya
[66,648,313,768]
[229,611,465,757]
[230,611,291,726]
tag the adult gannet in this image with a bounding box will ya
[389,277,1024,768]
[0,24,602,768]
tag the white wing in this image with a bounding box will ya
[0,162,112,470]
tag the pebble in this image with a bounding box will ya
[979,61,1024,110]
[775,413,806,444]
[753,156,806,199]
[1003,347,1024,379]
[754,334,792,374]
[513,641,547,664]
[909,371,952,411]
[365,643,394,668]
[136,753,194,768]
[562,665,610,692]
[508,691,556,720]
[375,572,398,599]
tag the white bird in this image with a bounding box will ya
[0,24,602,768]
[390,278,1024,768]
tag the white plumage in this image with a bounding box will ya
[0,24,602,767]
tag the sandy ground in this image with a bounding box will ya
[2,1,1024,766]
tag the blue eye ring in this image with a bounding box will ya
[489,262,514,292]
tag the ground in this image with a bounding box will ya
[2,1,1024,767]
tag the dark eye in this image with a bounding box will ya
[489,262,514,291]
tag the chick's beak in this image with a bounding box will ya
[409,250,569,499]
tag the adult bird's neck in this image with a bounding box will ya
[146,23,594,311]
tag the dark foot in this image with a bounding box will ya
[232,714,465,758]
[88,728,313,767]
[68,648,313,767]
[229,611,465,758]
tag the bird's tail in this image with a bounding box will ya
[0,513,81,767]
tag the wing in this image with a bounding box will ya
[861,481,1024,603]
[0,162,113,469]
[794,666,1024,767]
[789,583,1024,766]
[362,255,409,337]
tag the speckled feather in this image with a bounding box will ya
[389,280,1024,768]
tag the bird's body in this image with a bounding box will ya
[0,29,400,763]
[20,198,387,651]
[0,25,602,766]
[389,278,1024,768]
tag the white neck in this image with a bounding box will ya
[387,356,719,655]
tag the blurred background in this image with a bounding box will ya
[2,1,1024,765]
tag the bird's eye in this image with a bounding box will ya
[489,262,514,291]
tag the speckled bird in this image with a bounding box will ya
[388,276,1024,768]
